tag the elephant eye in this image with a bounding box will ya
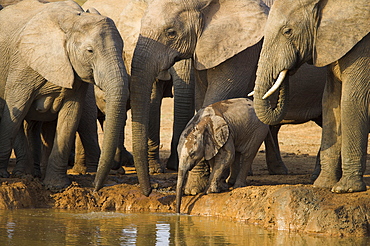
[166,28,177,39]
[86,47,94,54]
[189,151,195,158]
[283,27,292,36]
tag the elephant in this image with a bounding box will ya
[0,0,129,191]
[252,0,370,193]
[176,98,269,213]
[10,84,101,179]
[130,0,327,196]
[82,0,195,177]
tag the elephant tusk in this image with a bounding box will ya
[247,91,254,97]
[262,70,288,100]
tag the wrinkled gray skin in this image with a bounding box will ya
[0,0,129,191]
[176,98,269,213]
[130,0,326,196]
[11,84,101,179]
[253,0,369,193]
[82,0,195,179]
[0,0,102,178]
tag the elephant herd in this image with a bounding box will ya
[0,0,368,208]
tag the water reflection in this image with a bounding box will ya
[0,209,369,246]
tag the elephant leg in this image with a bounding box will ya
[75,85,100,173]
[148,79,166,174]
[40,120,57,179]
[264,125,288,175]
[227,152,241,186]
[207,143,235,194]
[0,84,33,178]
[233,143,262,189]
[22,120,43,178]
[73,133,87,174]
[314,68,342,189]
[43,83,88,191]
[167,59,195,170]
[12,122,34,177]
[194,69,208,111]
[331,50,369,193]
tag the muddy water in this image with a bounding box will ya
[0,209,368,246]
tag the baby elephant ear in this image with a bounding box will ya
[204,115,229,160]
[19,5,75,88]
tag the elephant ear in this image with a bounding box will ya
[194,0,268,70]
[313,0,370,67]
[18,2,82,89]
[203,113,229,160]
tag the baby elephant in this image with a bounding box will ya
[176,98,269,213]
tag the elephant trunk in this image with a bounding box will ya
[253,65,290,126]
[94,58,129,191]
[130,38,162,196]
[176,169,187,213]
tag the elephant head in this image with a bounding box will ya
[130,0,268,196]
[176,108,229,213]
[253,0,369,125]
[15,0,129,190]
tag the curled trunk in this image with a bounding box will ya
[253,69,290,126]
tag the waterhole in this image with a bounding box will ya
[0,209,368,245]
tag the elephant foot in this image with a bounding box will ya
[111,150,134,170]
[149,159,164,174]
[43,174,71,192]
[331,174,367,193]
[0,169,10,178]
[313,173,339,189]
[267,161,288,175]
[233,180,248,189]
[207,181,228,194]
[71,163,88,174]
[121,149,134,167]
[109,166,126,175]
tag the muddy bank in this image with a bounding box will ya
[1,170,369,237]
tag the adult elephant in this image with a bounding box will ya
[82,0,195,175]
[0,0,129,191]
[253,0,369,193]
[130,0,326,196]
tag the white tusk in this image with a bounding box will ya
[247,91,254,97]
[262,70,288,100]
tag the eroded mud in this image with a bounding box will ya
[1,167,369,237]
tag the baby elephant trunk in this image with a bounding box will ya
[176,169,187,213]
